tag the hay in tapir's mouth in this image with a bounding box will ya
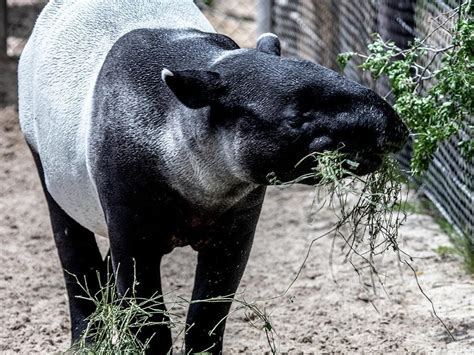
[269,150,407,266]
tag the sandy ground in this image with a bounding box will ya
[1,1,474,353]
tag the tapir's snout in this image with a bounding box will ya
[319,84,409,157]
[379,102,409,153]
[294,81,409,181]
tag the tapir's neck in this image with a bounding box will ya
[158,106,257,212]
[91,28,257,213]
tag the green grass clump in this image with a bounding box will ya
[68,269,278,354]
[435,214,474,275]
[327,155,406,261]
[272,150,408,271]
[452,237,474,275]
[434,245,457,258]
[68,271,175,354]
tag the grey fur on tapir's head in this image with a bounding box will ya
[162,33,407,185]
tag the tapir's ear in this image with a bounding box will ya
[161,68,225,109]
[256,33,281,56]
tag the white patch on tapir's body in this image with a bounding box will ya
[211,49,247,65]
[18,0,215,237]
[155,109,256,213]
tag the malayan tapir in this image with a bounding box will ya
[18,0,407,353]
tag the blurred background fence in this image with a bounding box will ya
[1,0,472,240]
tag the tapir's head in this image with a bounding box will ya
[162,33,408,185]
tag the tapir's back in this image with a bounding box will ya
[18,0,214,236]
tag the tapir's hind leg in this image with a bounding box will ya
[29,148,107,342]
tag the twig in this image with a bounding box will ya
[404,260,455,341]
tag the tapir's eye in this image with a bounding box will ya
[286,115,306,129]
[286,111,312,129]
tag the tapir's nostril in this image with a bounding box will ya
[382,122,408,153]
[384,108,409,152]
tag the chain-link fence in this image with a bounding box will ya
[198,0,258,48]
[1,0,471,240]
[263,0,473,240]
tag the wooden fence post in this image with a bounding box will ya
[256,0,273,36]
[0,0,7,57]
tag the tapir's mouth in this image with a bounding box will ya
[272,150,385,186]
[345,152,383,176]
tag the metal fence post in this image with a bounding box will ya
[256,0,273,36]
[0,0,7,57]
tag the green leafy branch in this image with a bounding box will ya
[338,0,473,176]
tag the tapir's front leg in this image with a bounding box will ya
[92,131,174,353]
[104,204,173,354]
[185,187,266,354]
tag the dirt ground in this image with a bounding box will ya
[1,1,473,353]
